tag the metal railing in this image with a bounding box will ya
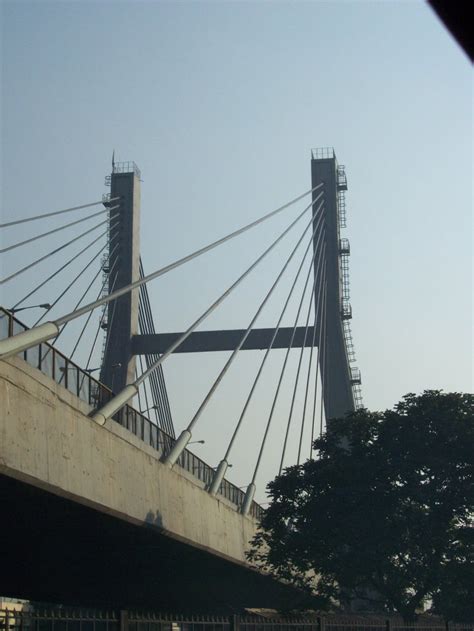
[0,309,103,408]
[342,321,356,364]
[339,238,350,256]
[0,609,119,631]
[350,367,361,385]
[352,383,364,409]
[112,161,141,179]
[337,165,348,191]
[311,147,335,160]
[341,301,352,321]
[129,612,230,631]
[337,189,347,229]
[340,254,350,303]
[0,309,263,520]
[1,610,471,631]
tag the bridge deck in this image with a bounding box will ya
[0,354,303,611]
[0,308,263,519]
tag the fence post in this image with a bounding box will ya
[386,619,391,631]
[5,611,10,631]
[120,611,129,631]
[230,615,239,631]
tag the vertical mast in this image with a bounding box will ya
[101,161,141,393]
[311,148,355,420]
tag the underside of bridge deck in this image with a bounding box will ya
[0,474,312,613]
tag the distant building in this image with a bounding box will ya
[0,598,30,612]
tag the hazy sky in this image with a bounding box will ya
[1,0,472,502]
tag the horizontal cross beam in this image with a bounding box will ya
[131,327,316,354]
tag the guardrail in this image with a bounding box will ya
[0,308,263,521]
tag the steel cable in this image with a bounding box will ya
[56,264,104,344]
[136,367,143,414]
[319,276,328,435]
[138,258,174,435]
[252,223,325,477]
[220,202,325,464]
[45,190,325,328]
[138,354,151,418]
[297,260,326,465]
[132,194,323,393]
[138,303,165,429]
[309,264,327,458]
[83,266,120,377]
[169,203,322,438]
[0,206,116,254]
[239,228,326,512]
[99,273,121,385]
[279,241,326,473]
[32,242,110,327]
[11,229,115,310]
[69,243,120,360]
[53,261,106,386]
[90,197,327,439]
[1,220,109,284]
[0,198,119,228]
[41,248,116,371]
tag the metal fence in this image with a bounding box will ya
[0,308,263,520]
[1,610,472,631]
[0,610,119,631]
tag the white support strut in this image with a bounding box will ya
[163,429,192,467]
[90,384,138,426]
[208,459,229,496]
[0,322,60,359]
[241,482,256,516]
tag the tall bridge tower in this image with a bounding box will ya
[311,148,358,419]
[98,151,361,426]
[99,160,175,436]
[100,161,141,393]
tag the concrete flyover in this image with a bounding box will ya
[0,356,307,612]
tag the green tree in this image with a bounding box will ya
[430,523,474,621]
[248,391,474,620]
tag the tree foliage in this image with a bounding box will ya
[248,391,474,620]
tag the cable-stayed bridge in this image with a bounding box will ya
[0,149,362,611]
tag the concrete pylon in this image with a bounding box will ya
[311,149,355,420]
[100,162,141,393]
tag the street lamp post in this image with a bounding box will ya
[141,404,158,414]
[9,303,52,314]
